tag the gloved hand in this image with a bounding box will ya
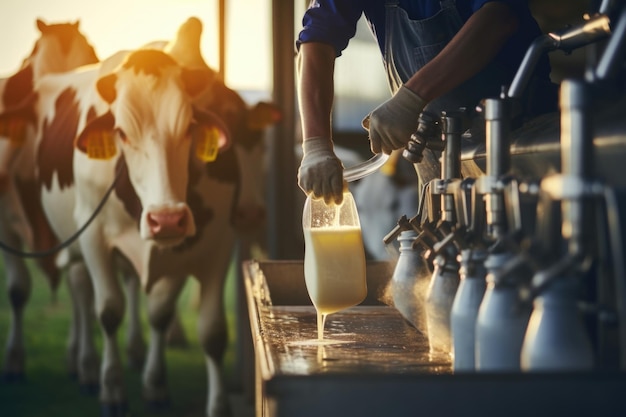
[297,136,345,205]
[362,85,426,155]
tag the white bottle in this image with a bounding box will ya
[303,191,367,317]
[451,248,487,371]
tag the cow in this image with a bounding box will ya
[144,17,281,349]
[0,18,102,383]
[2,43,240,417]
[146,16,281,250]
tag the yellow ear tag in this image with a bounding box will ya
[195,126,220,162]
[86,131,117,160]
[0,118,28,146]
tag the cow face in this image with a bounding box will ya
[29,19,99,79]
[75,50,230,246]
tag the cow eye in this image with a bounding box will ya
[115,128,127,142]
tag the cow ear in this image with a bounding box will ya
[181,68,214,97]
[36,19,48,34]
[246,102,282,131]
[96,73,118,104]
[75,112,117,159]
[192,108,230,163]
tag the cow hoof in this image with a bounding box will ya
[100,401,128,417]
[2,370,26,383]
[80,382,100,396]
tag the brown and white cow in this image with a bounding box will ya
[147,16,281,251]
[145,17,281,349]
[3,44,239,416]
[0,19,101,382]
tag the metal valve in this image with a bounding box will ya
[402,110,445,163]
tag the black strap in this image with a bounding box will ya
[0,163,123,259]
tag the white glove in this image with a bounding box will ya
[297,136,345,205]
[362,85,427,154]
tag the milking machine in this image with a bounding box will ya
[382,113,441,333]
[382,0,626,373]
[472,95,536,371]
[518,79,597,370]
[518,1,626,371]
[386,94,535,370]
[417,110,471,355]
[384,109,470,349]
[482,0,626,372]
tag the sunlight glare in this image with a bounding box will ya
[0,0,271,92]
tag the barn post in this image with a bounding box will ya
[267,0,300,260]
[235,0,301,407]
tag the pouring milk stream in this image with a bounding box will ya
[303,153,389,340]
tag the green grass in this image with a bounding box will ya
[0,255,241,417]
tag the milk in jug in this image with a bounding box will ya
[303,191,367,339]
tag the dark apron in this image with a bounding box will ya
[383,0,511,187]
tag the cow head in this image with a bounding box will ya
[1,19,98,187]
[75,49,230,246]
[151,16,284,239]
[28,19,99,80]
[1,19,98,147]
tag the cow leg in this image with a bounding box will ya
[198,241,235,417]
[142,276,186,408]
[122,270,146,371]
[66,261,100,393]
[1,233,31,381]
[65,272,80,380]
[165,310,189,348]
[81,239,127,415]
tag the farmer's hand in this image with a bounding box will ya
[362,85,426,154]
[297,136,345,205]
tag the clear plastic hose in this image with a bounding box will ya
[343,153,389,183]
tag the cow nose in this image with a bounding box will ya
[147,209,189,238]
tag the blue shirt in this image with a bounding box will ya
[297,0,550,81]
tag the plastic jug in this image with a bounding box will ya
[303,191,367,319]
